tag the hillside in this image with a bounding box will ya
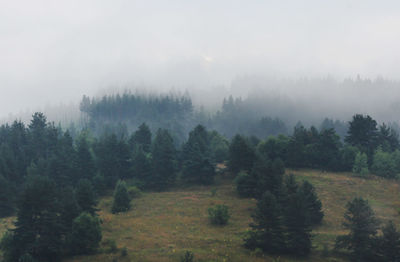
[2,169,400,262]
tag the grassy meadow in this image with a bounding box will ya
[2,169,400,262]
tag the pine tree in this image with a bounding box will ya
[299,181,324,225]
[228,135,256,174]
[130,122,152,153]
[131,148,152,188]
[150,129,176,191]
[111,180,131,213]
[284,189,313,256]
[335,197,380,262]
[5,175,64,262]
[0,175,15,217]
[75,179,98,215]
[244,191,286,253]
[67,212,102,255]
[75,136,96,183]
[377,221,400,262]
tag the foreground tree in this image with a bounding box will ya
[335,197,380,262]
[244,191,286,254]
[75,179,98,215]
[299,181,324,225]
[2,176,63,262]
[376,221,400,262]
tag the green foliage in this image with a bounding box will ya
[76,179,98,215]
[0,175,15,217]
[299,181,324,225]
[244,191,286,254]
[75,135,96,182]
[209,130,229,163]
[130,122,152,153]
[180,250,194,262]
[234,171,257,198]
[377,221,400,261]
[120,246,128,257]
[352,152,369,176]
[335,197,380,262]
[208,204,230,226]
[127,186,142,199]
[345,114,379,162]
[131,148,152,188]
[228,135,256,174]
[150,129,176,191]
[371,148,397,178]
[68,212,102,255]
[111,180,131,214]
[181,125,215,185]
[7,175,64,262]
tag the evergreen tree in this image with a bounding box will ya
[244,191,286,253]
[228,134,256,174]
[335,197,380,262]
[377,221,400,262]
[5,175,64,262]
[150,129,176,191]
[67,212,102,255]
[75,179,98,215]
[371,148,397,178]
[58,187,80,234]
[130,122,152,153]
[75,136,96,182]
[131,148,152,188]
[299,181,324,225]
[0,175,15,217]
[283,189,313,256]
[345,114,378,163]
[111,180,131,213]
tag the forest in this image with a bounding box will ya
[0,92,399,261]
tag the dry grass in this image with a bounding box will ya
[1,169,400,262]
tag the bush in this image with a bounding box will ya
[127,186,142,198]
[120,246,128,257]
[180,250,194,262]
[208,204,230,225]
[103,239,118,253]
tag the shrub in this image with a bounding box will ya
[103,239,118,253]
[127,186,142,198]
[120,246,128,257]
[208,204,230,225]
[180,250,194,262]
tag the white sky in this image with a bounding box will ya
[1,0,400,117]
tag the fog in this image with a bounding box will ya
[1,0,400,124]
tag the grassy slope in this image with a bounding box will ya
[2,170,400,262]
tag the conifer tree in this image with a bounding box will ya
[377,221,400,262]
[228,134,256,174]
[67,212,102,255]
[75,136,96,183]
[111,180,131,213]
[5,175,64,262]
[75,179,98,215]
[335,197,380,262]
[130,122,152,153]
[0,175,15,217]
[299,180,324,225]
[150,129,176,191]
[131,148,152,188]
[244,191,286,253]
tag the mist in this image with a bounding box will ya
[1,0,400,124]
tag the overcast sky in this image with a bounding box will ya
[1,0,400,118]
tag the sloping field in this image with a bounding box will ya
[2,170,400,262]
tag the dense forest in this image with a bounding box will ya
[0,92,400,261]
